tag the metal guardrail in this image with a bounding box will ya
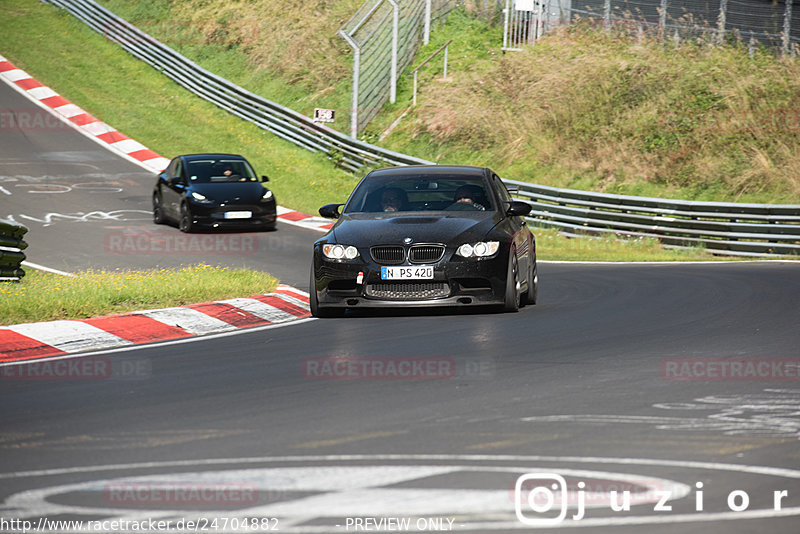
[42,0,800,257]
[507,180,800,257]
[0,220,28,281]
[42,0,431,173]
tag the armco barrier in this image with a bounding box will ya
[0,220,28,281]
[508,180,800,257]
[41,0,800,257]
[42,0,431,173]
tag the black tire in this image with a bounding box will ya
[522,252,538,306]
[152,193,165,225]
[503,248,521,312]
[309,268,342,318]
[179,203,194,233]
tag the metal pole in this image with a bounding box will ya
[717,0,728,44]
[603,0,611,30]
[443,42,448,79]
[783,0,793,56]
[503,0,510,49]
[388,0,399,104]
[338,30,361,138]
[424,0,431,45]
[659,0,667,39]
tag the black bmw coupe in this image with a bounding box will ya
[310,165,537,316]
[153,154,277,232]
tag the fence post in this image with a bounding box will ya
[783,0,793,56]
[388,0,399,104]
[424,0,431,45]
[603,0,611,29]
[659,0,667,38]
[717,0,728,43]
[339,30,361,138]
[503,0,510,49]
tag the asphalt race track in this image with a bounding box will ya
[2,80,800,533]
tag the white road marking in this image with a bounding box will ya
[0,69,29,82]
[522,389,800,439]
[27,86,58,101]
[20,261,76,277]
[0,318,317,369]
[141,308,236,335]
[53,103,85,118]
[7,321,131,353]
[1,456,796,531]
[108,139,147,154]
[217,298,298,323]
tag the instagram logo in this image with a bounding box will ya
[515,473,568,526]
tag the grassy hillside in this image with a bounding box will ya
[379,19,800,204]
[97,1,800,204]
[0,0,357,214]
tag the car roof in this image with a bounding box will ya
[180,153,247,161]
[366,165,491,179]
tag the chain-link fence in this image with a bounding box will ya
[339,0,464,137]
[504,0,800,53]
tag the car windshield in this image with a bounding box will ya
[185,158,259,183]
[344,175,494,213]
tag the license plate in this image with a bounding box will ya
[381,266,434,280]
[224,211,252,219]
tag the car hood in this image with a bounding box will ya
[189,182,267,203]
[330,212,498,245]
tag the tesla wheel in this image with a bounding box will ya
[153,193,165,225]
[503,248,521,312]
[179,203,194,233]
[309,269,342,318]
[522,252,537,306]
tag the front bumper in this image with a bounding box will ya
[189,202,277,229]
[312,248,509,309]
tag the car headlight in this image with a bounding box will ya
[261,189,274,201]
[456,241,500,258]
[191,192,212,202]
[322,244,360,261]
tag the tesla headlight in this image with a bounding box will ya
[456,241,499,258]
[322,244,360,261]
[191,192,211,202]
[261,189,274,201]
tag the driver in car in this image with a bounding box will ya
[447,184,486,211]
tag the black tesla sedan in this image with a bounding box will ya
[152,154,277,232]
[310,165,537,317]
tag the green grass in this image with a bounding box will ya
[375,15,800,204]
[533,229,723,261]
[0,0,358,215]
[85,2,800,205]
[0,265,278,325]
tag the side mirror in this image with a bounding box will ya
[319,204,343,219]
[169,175,183,186]
[261,175,269,182]
[506,201,531,217]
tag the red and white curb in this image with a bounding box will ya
[0,285,310,364]
[0,54,334,234]
[0,54,170,172]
